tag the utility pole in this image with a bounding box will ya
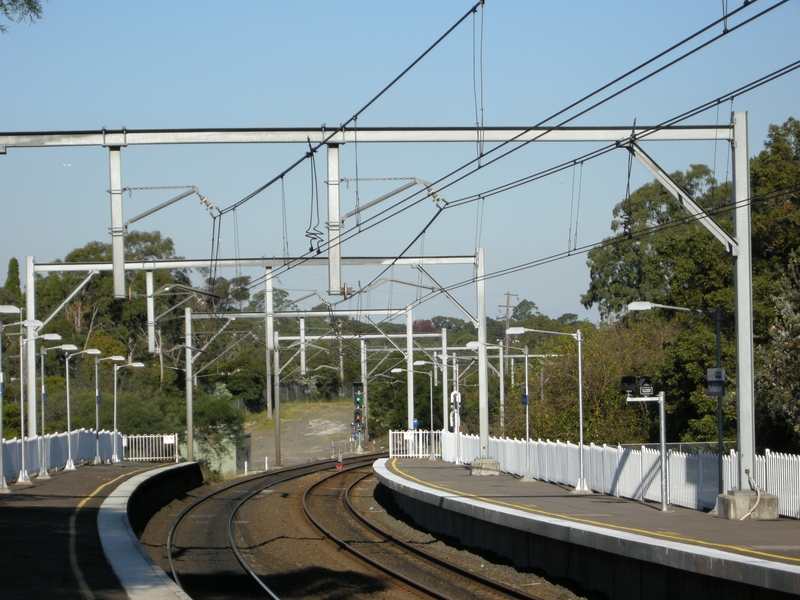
[500,292,518,374]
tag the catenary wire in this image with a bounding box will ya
[238,23,799,298]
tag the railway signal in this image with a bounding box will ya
[354,382,363,408]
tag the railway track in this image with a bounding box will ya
[303,466,544,600]
[163,455,548,599]
[166,455,380,599]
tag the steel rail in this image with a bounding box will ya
[302,464,452,599]
[343,471,545,600]
[166,454,382,597]
[303,466,543,600]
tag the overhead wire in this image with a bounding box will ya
[281,177,290,259]
[305,138,324,253]
[366,183,800,328]
[238,4,797,298]
[294,0,789,257]
[216,0,484,218]
[473,3,486,164]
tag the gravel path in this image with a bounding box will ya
[248,402,362,469]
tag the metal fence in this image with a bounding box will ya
[122,433,179,462]
[1,428,118,481]
[389,431,800,519]
[388,430,442,459]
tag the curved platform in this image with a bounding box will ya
[374,457,800,599]
[99,463,200,599]
[0,461,201,599]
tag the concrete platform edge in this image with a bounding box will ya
[98,463,199,600]
[374,459,800,597]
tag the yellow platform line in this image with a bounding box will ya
[70,469,147,599]
[390,458,800,565]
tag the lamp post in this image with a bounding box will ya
[0,305,22,492]
[522,349,533,481]
[39,343,77,478]
[466,340,508,436]
[627,300,724,494]
[15,322,55,483]
[94,356,125,464]
[112,361,144,462]
[393,363,435,460]
[64,348,101,470]
[507,326,589,493]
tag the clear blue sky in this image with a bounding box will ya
[1,1,797,324]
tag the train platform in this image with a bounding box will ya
[375,457,800,599]
[0,461,191,600]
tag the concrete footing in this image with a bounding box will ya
[469,457,500,476]
[716,490,779,521]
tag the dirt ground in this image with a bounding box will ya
[247,401,374,469]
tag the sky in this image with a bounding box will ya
[1,0,798,327]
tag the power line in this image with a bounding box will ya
[238,11,798,300]
[216,0,484,217]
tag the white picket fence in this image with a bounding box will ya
[390,430,800,519]
[1,430,183,480]
[1,428,119,481]
[388,430,442,459]
[123,433,179,462]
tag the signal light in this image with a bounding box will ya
[638,376,654,397]
[354,408,363,429]
[354,382,364,408]
[621,376,637,396]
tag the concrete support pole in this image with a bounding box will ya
[300,317,306,376]
[499,343,505,437]
[326,144,341,296]
[108,147,126,299]
[659,391,668,512]
[273,331,281,466]
[476,248,489,459]
[265,269,273,419]
[185,307,194,462]
[146,270,155,353]
[26,256,37,438]
[406,306,414,429]
[361,339,368,442]
[732,111,755,489]
[441,328,448,430]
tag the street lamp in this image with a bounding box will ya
[392,364,435,460]
[0,305,22,492]
[627,300,724,493]
[112,361,145,462]
[64,348,101,470]
[15,324,56,483]
[94,356,125,464]
[39,343,78,478]
[507,326,590,493]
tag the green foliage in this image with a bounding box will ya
[3,257,22,304]
[0,0,43,34]
[193,391,245,473]
[576,117,800,451]
[511,299,539,321]
[582,164,732,321]
[755,253,800,452]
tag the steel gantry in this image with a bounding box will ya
[5,117,754,486]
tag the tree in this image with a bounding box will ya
[582,164,731,321]
[511,299,538,321]
[193,384,245,475]
[755,252,800,453]
[1,0,43,34]
[412,319,436,333]
[3,257,21,303]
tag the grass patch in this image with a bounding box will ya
[244,400,352,433]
